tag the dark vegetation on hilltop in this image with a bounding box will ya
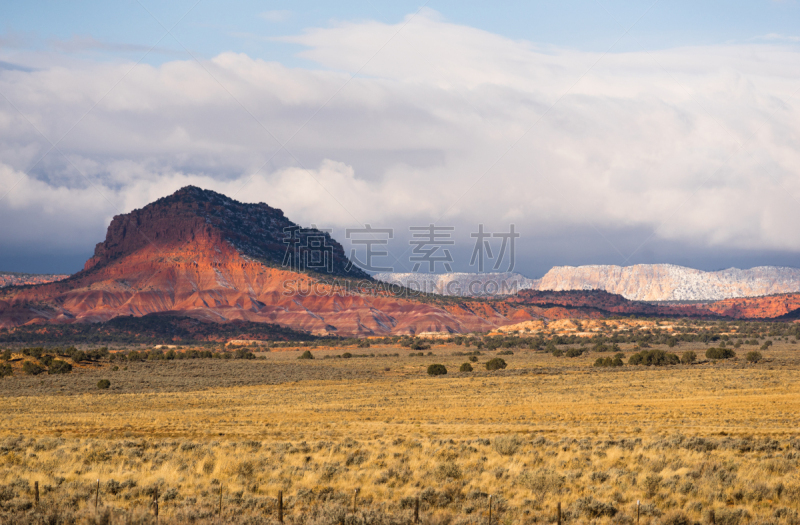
[0,313,318,344]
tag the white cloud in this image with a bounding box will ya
[1,10,800,271]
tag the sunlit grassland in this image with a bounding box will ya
[1,343,799,523]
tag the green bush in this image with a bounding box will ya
[485,357,507,371]
[22,361,45,375]
[468,356,478,362]
[680,351,696,364]
[706,347,736,360]
[341,352,352,359]
[298,350,314,360]
[745,351,762,363]
[97,379,111,389]
[628,349,679,366]
[551,348,563,357]
[565,348,583,358]
[594,356,623,367]
[427,364,447,376]
[71,350,86,363]
[47,360,72,375]
[459,362,473,372]
[0,363,11,378]
[0,349,11,361]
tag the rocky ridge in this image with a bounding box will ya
[377,264,800,301]
[0,272,69,288]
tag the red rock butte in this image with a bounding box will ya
[0,187,520,335]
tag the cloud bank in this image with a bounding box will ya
[1,10,799,273]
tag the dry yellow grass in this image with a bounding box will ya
[1,343,799,524]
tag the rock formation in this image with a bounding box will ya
[378,264,800,301]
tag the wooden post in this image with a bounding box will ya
[637,500,640,525]
[34,482,39,507]
[709,509,715,525]
[488,494,492,525]
[414,496,419,524]
[352,488,358,514]
[153,487,159,521]
[278,490,284,523]
[557,501,561,525]
[218,486,223,523]
[95,479,100,511]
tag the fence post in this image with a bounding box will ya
[95,479,100,511]
[278,490,284,523]
[710,509,715,525]
[488,494,492,525]
[414,496,420,524]
[557,501,561,525]
[153,487,159,522]
[637,500,640,525]
[218,485,223,524]
[34,482,39,507]
[353,488,359,514]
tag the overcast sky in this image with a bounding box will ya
[1,1,800,276]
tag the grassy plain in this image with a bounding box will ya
[1,342,800,524]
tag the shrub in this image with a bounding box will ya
[71,350,86,363]
[427,364,447,376]
[410,341,431,351]
[629,350,679,366]
[0,349,11,361]
[745,351,762,363]
[594,356,623,367]
[22,361,45,375]
[644,474,662,497]
[493,435,523,456]
[0,363,11,378]
[497,350,514,355]
[680,350,696,364]
[485,357,507,370]
[468,355,478,362]
[459,362,473,372]
[47,360,72,375]
[565,348,583,357]
[519,469,565,500]
[298,350,314,360]
[551,348,563,357]
[97,379,111,389]
[706,347,736,360]
[341,352,353,359]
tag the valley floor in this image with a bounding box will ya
[1,344,800,524]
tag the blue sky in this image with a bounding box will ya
[4,1,800,65]
[1,2,800,276]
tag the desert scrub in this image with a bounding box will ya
[97,379,111,389]
[706,347,736,360]
[485,357,507,370]
[681,350,696,364]
[0,363,11,378]
[628,349,679,366]
[745,351,762,363]
[427,364,447,376]
[493,434,523,456]
[298,350,314,360]
[459,362,473,372]
[47,359,72,374]
[22,361,45,375]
